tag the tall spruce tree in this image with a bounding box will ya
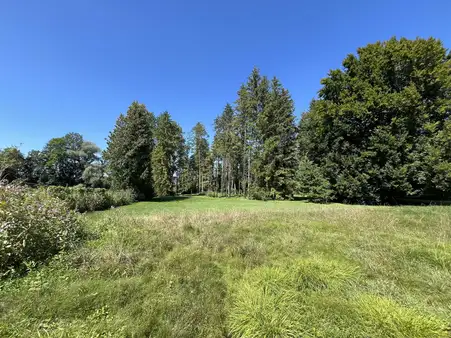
[151,112,184,197]
[235,67,270,195]
[256,77,298,199]
[190,122,209,193]
[212,103,240,195]
[104,101,155,199]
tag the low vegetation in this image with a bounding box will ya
[1,197,450,337]
[0,184,134,276]
[0,184,85,276]
[46,186,135,213]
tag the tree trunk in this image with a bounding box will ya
[247,146,251,197]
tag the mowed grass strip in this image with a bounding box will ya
[1,197,450,337]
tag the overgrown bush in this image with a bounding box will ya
[206,191,217,197]
[0,184,84,276]
[248,187,270,201]
[46,186,135,212]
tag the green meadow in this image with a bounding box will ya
[1,196,450,337]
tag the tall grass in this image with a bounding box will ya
[0,197,450,337]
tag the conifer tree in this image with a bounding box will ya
[151,112,184,197]
[235,67,270,195]
[104,101,154,199]
[256,77,298,198]
[212,103,240,195]
[190,122,209,193]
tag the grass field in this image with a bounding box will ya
[1,196,451,337]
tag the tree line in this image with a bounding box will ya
[101,67,298,200]
[0,133,104,187]
[1,37,450,203]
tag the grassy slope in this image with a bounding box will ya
[1,197,450,337]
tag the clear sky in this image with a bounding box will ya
[1,0,450,153]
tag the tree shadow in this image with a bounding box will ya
[292,196,312,202]
[151,196,191,202]
[389,198,451,206]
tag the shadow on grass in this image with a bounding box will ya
[391,198,451,206]
[292,196,312,202]
[151,196,192,202]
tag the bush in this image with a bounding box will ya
[106,189,136,208]
[0,184,84,276]
[46,186,135,213]
[206,191,217,197]
[248,187,270,201]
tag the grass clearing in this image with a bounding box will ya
[1,196,450,337]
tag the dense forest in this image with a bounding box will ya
[1,37,450,203]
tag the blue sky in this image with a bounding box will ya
[1,0,450,153]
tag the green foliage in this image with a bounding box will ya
[39,133,101,186]
[212,103,241,196]
[82,162,108,188]
[229,253,448,337]
[289,257,359,291]
[0,136,101,188]
[255,77,298,199]
[235,68,269,196]
[151,112,185,197]
[151,143,172,196]
[248,186,271,201]
[0,184,84,276]
[21,150,45,184]
[296,157,334,202]
[189,122,211,193]
[104,101,155,199]
[299,37,451,203]
[0,147,25,182]
[46,186,135,213]
[212,68,299,199]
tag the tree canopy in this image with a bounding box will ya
[299,37,451,203]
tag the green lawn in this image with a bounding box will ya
[1,197,451,337]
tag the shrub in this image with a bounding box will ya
[206,191,217,197]
[46,186,135,212]
[106,189,135,208]
[248,187,270,201]
[0,184,84,276]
